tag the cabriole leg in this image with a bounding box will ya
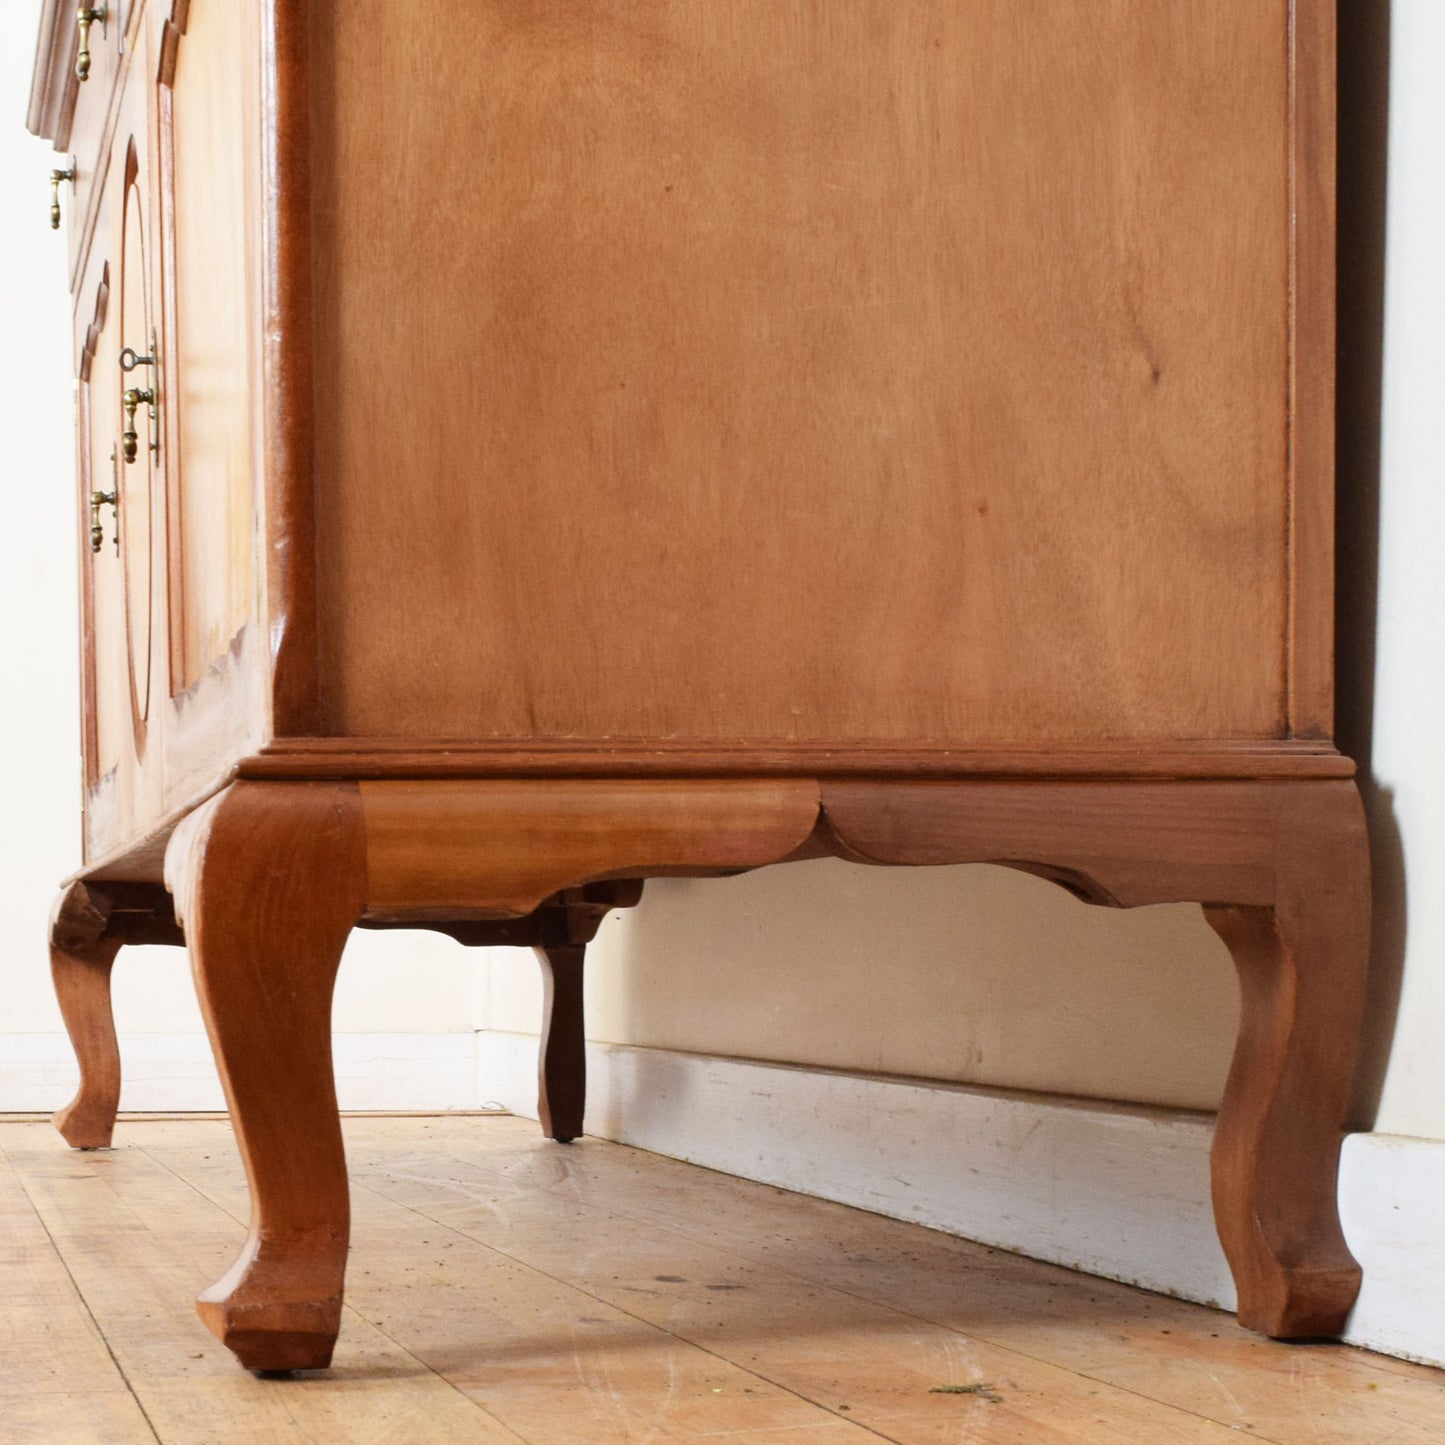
[536,943,587,1142]
[50,883,122,1150]
[1205,782,1371,1338]
[165,782,366,1373]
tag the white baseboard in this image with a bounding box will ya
[477,1030,1445,1369]
[0,1032,479,1113]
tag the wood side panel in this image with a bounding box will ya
[149,0,273,817]
[310,0,1294,745]
[1286,0,1338,738]
[261,0,322,734]
[162,0,257,691]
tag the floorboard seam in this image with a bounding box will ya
[3,1134,165,1444]
[132,1139,535,1442]
[360,1140,1289,1444]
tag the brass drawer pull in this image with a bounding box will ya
[49,165,75,230]
[90,445,119,553]
[121,386,155,464]
[119,338,159,464]
[76,7,106,83]
[89,487,117,553]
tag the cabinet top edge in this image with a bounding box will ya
[28,0,77,146]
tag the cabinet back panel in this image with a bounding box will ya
[310,0,1293,744]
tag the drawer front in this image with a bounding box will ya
[64,1,138,282]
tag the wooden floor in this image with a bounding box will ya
[1,1116,1442,1443]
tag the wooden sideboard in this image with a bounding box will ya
[31,0,1370,1373]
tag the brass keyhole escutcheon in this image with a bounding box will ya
[49,165,75,230]
[76,6,107,82]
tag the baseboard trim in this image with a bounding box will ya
[0,1032,479,1113]
[477,1031,1445,1368]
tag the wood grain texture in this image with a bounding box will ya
[1287,0,1339,738]
[160,0,257,692]
[818,780,1279,907]
[164,781,368,1372]
[260,0,322,734]
[247,738,1357,782]
[309,0,1296,746]
[360,778,822,917]
[13,1116,1445,1443]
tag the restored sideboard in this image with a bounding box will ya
[30,0,1369,1373]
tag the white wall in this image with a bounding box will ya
[486,865,1238,1110]
[1362,0,1445,1142]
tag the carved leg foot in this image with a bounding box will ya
[50,884,122,1150]
[1205,783,1371,1338]
[820,776,1371,1340]
[536,943,586,1143]
[165,782,366,1372]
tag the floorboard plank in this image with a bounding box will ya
[3,1116,1442,1445]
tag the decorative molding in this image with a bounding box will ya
[244,737,1357,782]
[27,0,77,146]
[476,1033,1445,1369]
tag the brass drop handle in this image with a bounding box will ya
[121,386,155,464]
[76,7,106,82]
[89,488,117,553]
[50,166,75,230]
[119,341,159,464]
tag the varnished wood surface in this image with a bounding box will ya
[1287,0,1340,737]
[360,778,821,917]
[75,235,125,801]
[309,0,1300,747]
[244,738,1358,782]
[5,1116,1443,1443]
[97,773,1367,1368]
[48,885,122,1150]
[1205,783,1372,1338]
[50,3,274,865]
[165,782,369,1372]
[161,0,258,693]
[61,735,1357,890]
[260,0,323,735]
[28,0,1346,873]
